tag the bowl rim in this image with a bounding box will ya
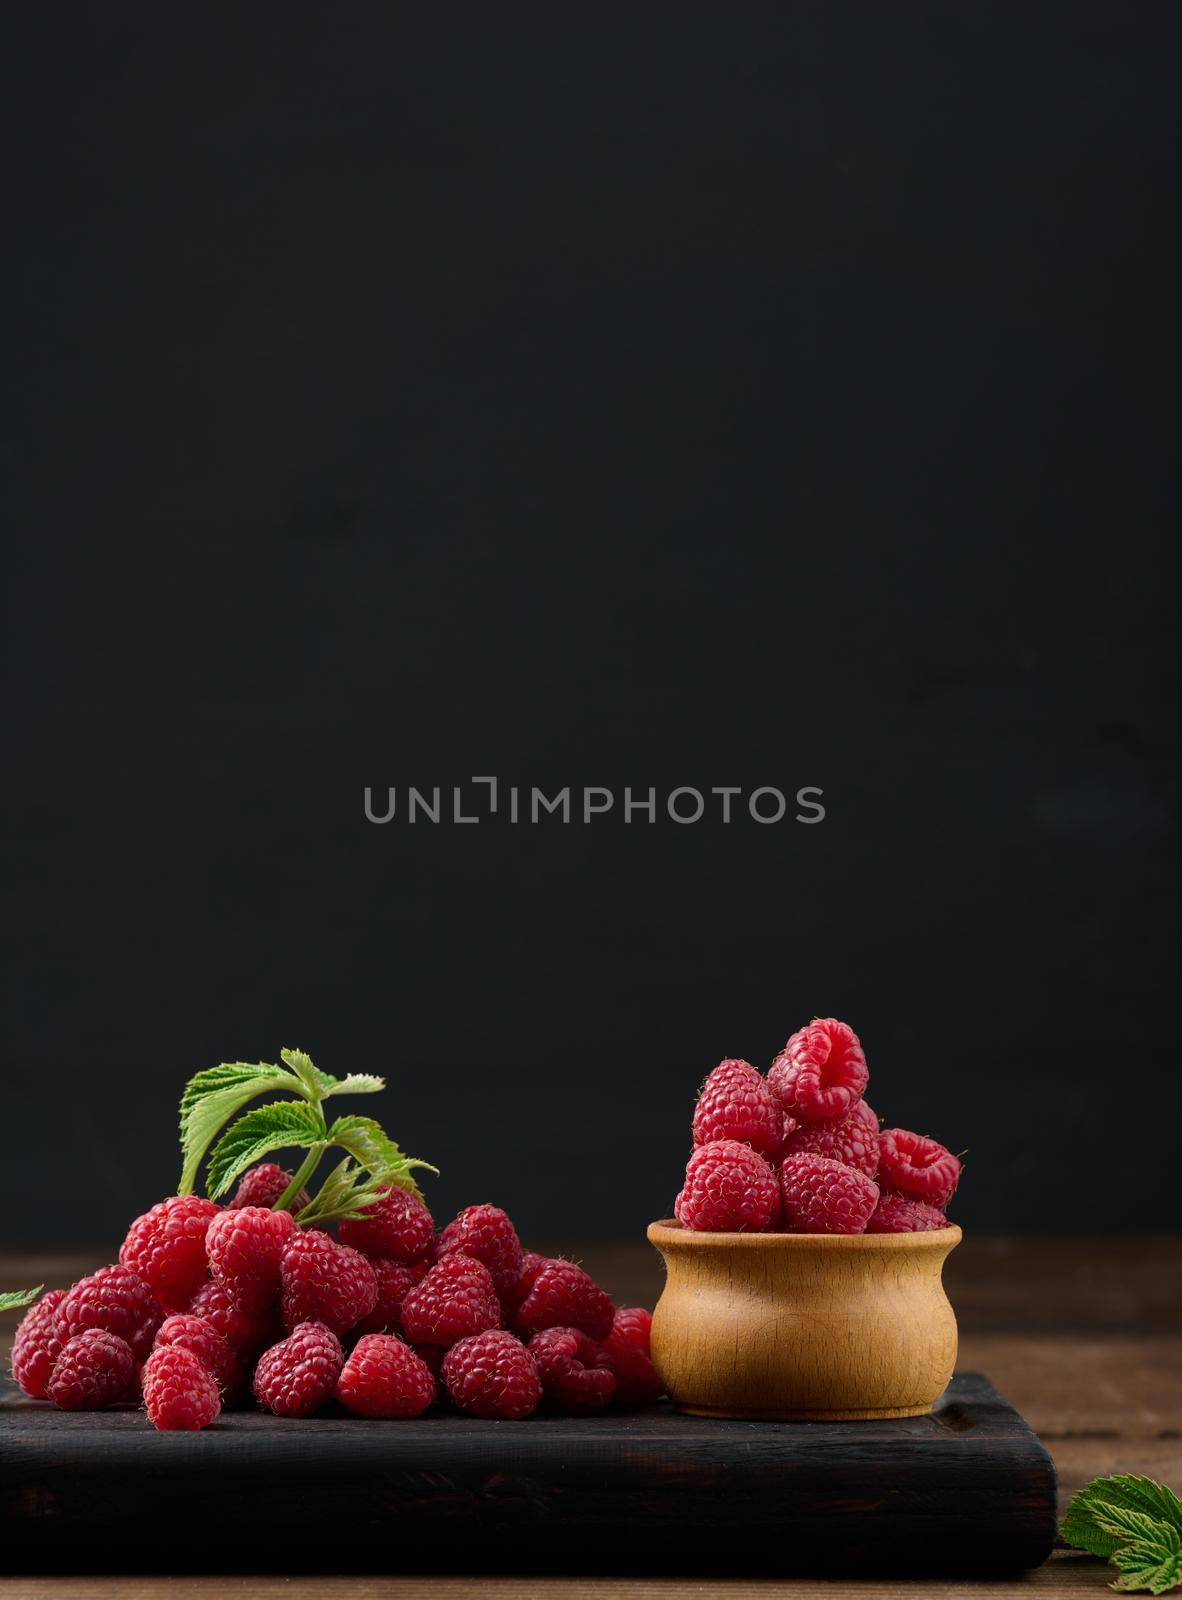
[648,1218,962,1249]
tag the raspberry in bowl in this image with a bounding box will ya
[650,1020,963,1419]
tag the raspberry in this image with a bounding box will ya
[11,1289,67,1399]
[866,1194,950,1233]
[353,1258,431,1337]
[877,1128,961,1208]
[230,1162,309,1214]
[279,1232,378,1335]
[779,1153,879,1234]
[119,1195,220,1313]
[437,1204,523,1295]
[339,1186,434,1264]
[692,1058,782,1157]
[501,1251,545,1316]
[400,1253,501,1348]
[442,1329,542,1420]
[674,1139,781,1233]
[60,1264,163,1364]
[515,1258,615,1341]
[769,1017,869,1122]
[607,1305,651,1354]
[153,1314,242,1402]
[186,1280,281,1358]
[142,1344,221,1431]
[781,1099,880,1178]
[528,1327,616,1412]
[602,1306,663,1405]
[336,1333,436,1418]
[46,1329,135,1411]
[254,1321,344,1417]
[205,1205,297,1312]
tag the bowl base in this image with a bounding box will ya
[674,1401,935,1421]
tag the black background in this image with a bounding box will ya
[4,2,1177,1246]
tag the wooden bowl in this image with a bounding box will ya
[647,1219,961,1420]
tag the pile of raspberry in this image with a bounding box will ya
[676,1017,962,1236]
[11,1167,662,1430]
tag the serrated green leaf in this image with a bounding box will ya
[177,1061,296,1195]
[179,1061,293,1125]
[205,1100,327,1199]
[1095,1481,1182,1531]
[0,1286,43,1313]
[1064,1478,1182,1560]
[1096,1509,1180,1549]
[327,1114,405,1170]
[327,1114,438,1194]
[1109,1523,1182,1594]
[328,1074,385,1096]
[295,1158,384,1226]
[279,1047,339,1099]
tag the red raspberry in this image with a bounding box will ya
[46,1329,135,1411]
[515,1258,615,1341]
[153,1314,242,1402]
[60,1264,163,1364]
[336,1333,437,1417]
[279,1232,378,1335]
[501,1251,545,1316]
[692,1058,782,1157]
[779,1153,879,1234]
[607,1304,651,1355]
[675,1139,781,1233]
[781,1099,880,1178]
[400,1253,501,1347]
[353,1258,430,1337]
[254,1321,344,1417]
[186,1280,281,1358]
[602,1306,663,1405]
[528,1327,616,1413]
[119,1195,220,1313]
[878,1128,961,1208]
[442,1329,541,1420]
[11,1289,67,1399]
[866,1194,950,1233]
[206,1206,297,1312]
[142,1344,221,1431]
[437,1204,523,1295]
[230,1162,310,1214]
[769,1017,869,1123]
[339,1186,434,1264]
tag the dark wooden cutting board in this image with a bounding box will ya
[1,1371,1056,1576]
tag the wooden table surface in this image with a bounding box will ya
[2,1235,1178,1600]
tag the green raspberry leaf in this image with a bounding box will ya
[278,1047,340,1099]
[0,1286,43,1313]
[1096,1509,1182,1550]
[295,1158,387,1226]
[1064,1478,1182,1560]
[178,1061,296,1195]
[205,1100,328,1200]
[277,1050,384,1101]
[1109,1523,1182,1594]
[327,1114,438,1196]
[327,1074,385,1097]
[327,1113,404,1170]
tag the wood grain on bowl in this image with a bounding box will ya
[648,1220,961,1420]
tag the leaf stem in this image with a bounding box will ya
[274,1143,325,1213]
